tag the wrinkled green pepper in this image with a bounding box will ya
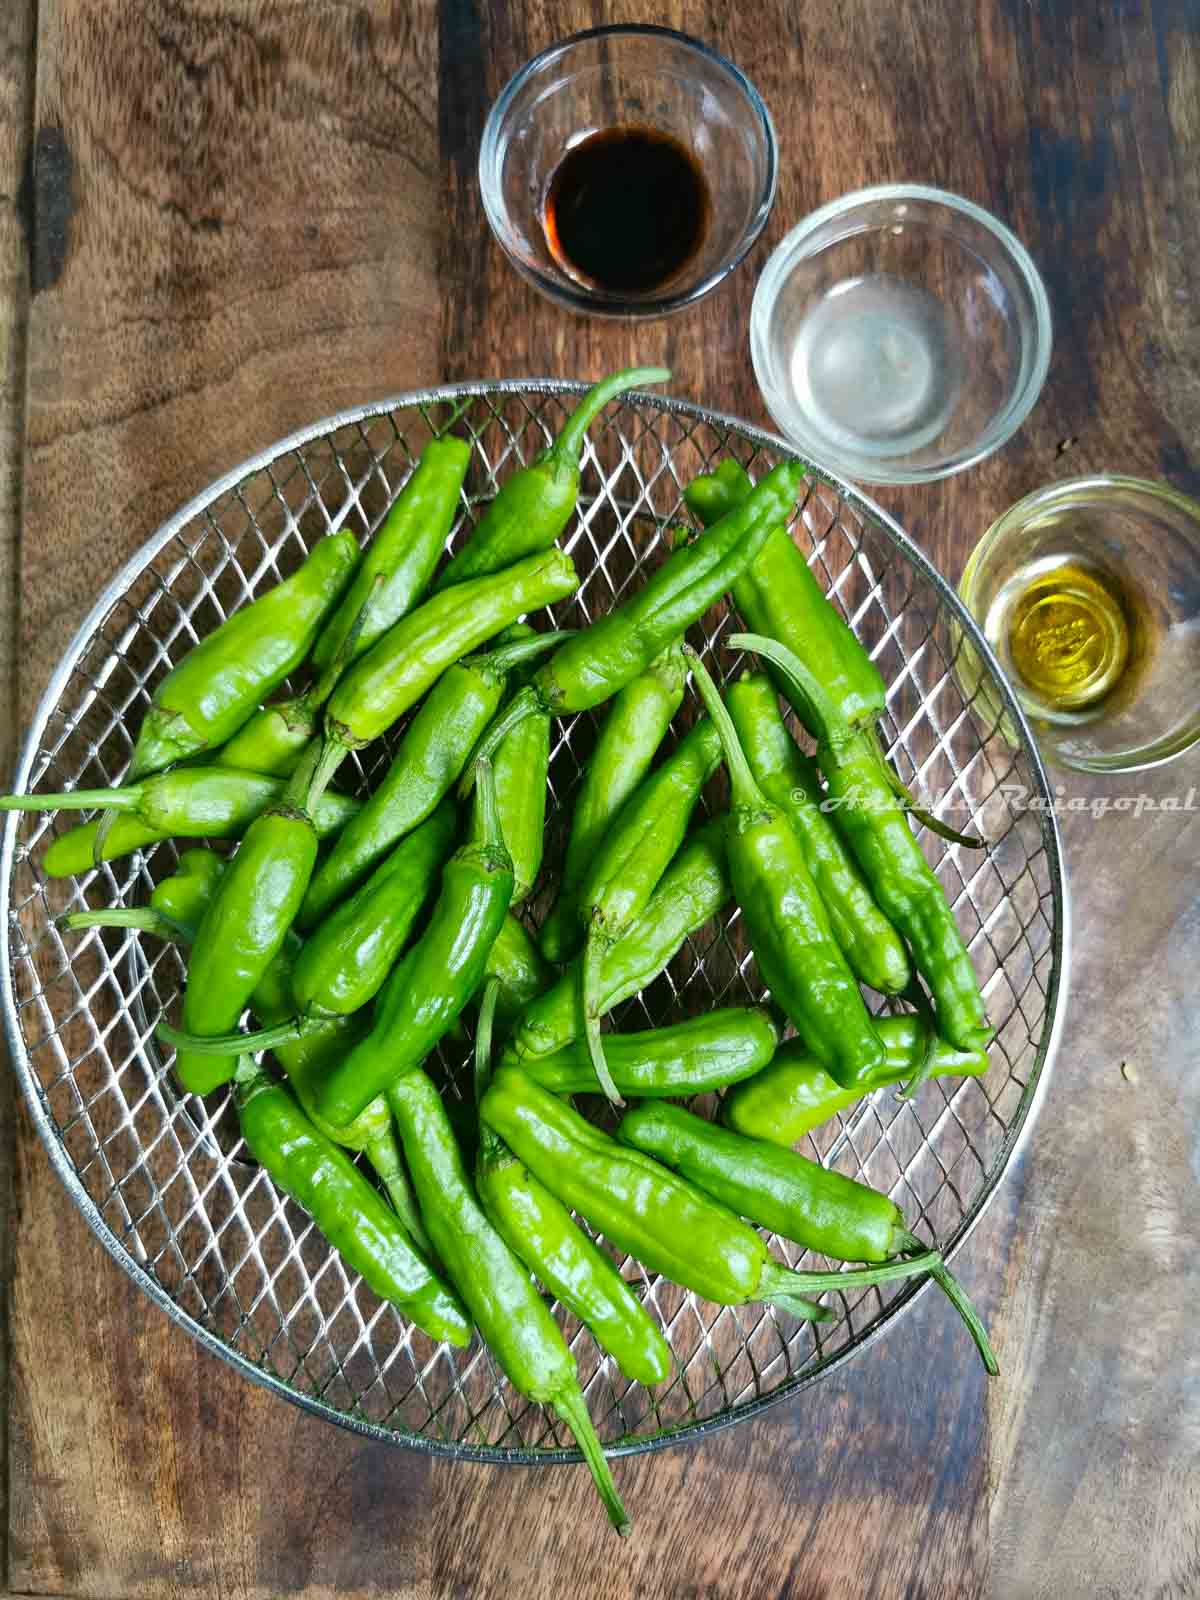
[524,1007,778,1099]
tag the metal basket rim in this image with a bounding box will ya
[1,379,1070,1465]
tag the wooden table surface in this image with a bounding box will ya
[1,2,1198,1596]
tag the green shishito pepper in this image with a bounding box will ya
[474,982,671,1389]
[732,633,992,1060]
[726,672,910,996]
[235,1058,471,1347]
[164,748,325,1096]
[524,1007,778,1099]
[305,546,579,805]
[316,759,514,1128]
[388,1064,630,1534]
[313,432,472,672]
[723,1017,989,1146]
[17,765,361,876]
[62,849,431,1254]
[577,717,721,1105]
[685,459,884,734]
[502,818,731,1071]
[684,648,885,1088]
[458,462,806,796]
[300,629,568,928]
[433,367,670,592]
[540,638,687,963]
[484,912,552,1027]
[127,531,360,782]
[474,624,552,908]
[618,1102,997,1374]
[480,1067,945,1321]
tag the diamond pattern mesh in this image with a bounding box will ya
[2,384,1063,1460]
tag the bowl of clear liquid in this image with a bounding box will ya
[750,185,1052,484]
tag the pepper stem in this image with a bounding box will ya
[928,1259,999,1376]
[551,1387,631,1537]
[305,732,350,813]
[728,632,845,742]
[580,928,625,1110]
[469,629,575,678]
[762,1251,945,1297]
[553,367,671,464]
[0,784,140,814]
[681,646,766,814]
[473,977,501,1107]
[456,688,542,800]
[878,739,985,848]
[281,738,323,813]
[760,1289,836,1323]
[157,1017,307,1057]
[59,907,180,940]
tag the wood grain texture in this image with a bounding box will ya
[5,0,1199,1595]
[0,1,36,1591]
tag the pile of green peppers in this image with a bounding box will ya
[15,369,1001,1538]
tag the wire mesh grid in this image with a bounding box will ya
[1,382,1066,1461]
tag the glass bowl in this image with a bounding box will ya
[750,185,1052,484]
[957,475,1200,772]
[478,25,777,318]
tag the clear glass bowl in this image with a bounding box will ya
[750,185,1052,484]
[478,25,777,318]
[957,475,1200,772]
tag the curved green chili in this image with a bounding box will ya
[480,1067,944,1321]
[731,633,991,1056]
[235,1058,470,1347]
[388,1064,630,1534]
[474,981,671,1388]
[313,432,471,670]
[722,1017,989,1145]
[523,1007,778,1099]
[726,672,910,995]
[618,1101,997,1373]
[482,912,552,1027]
[434,367,670,592]
[540,638,687,962]
[575,718,722,1104]
[684,648,885,1087]
[126,531,360,781]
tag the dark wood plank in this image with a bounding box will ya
[0,1,36,1591]
[9,2,440,1593]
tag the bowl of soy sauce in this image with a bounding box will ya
[479,26,777,318]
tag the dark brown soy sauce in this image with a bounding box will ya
[543,126,710,295]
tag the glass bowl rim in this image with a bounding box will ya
[478,23,779,320]
[749,182,1054,485]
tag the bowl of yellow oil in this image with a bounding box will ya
[957,475,1200,773]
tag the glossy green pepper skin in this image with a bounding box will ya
[18,766,361,867]
[174,798,320,1096]
[619,1101,910,1263]
[433,368,669,593]
[523,1007,778,1099]
[502,819,730,1070]
[686,461,884,733]
[300,632,564,929]
[488,694,549,907]
[726,673,910,995]
[236,1061,470,1347]
[477,1129,671,1387]
[316,761,514,1128]
[290,798,457,1017]
[480,1068,868,1321]
[685,650,885,1087]
[618,1099,998,1373]
[314,433,471,670]
[722,1017,989,1146]
[387,1065,630,1534]
[577,717,722,1104]
[733,634,991,1057]
[307,548,580,807]
[127,532,359,780]
[458,462,807,799]
[540,638,686,962]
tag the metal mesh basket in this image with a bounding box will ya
[1,382,1067,1461]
